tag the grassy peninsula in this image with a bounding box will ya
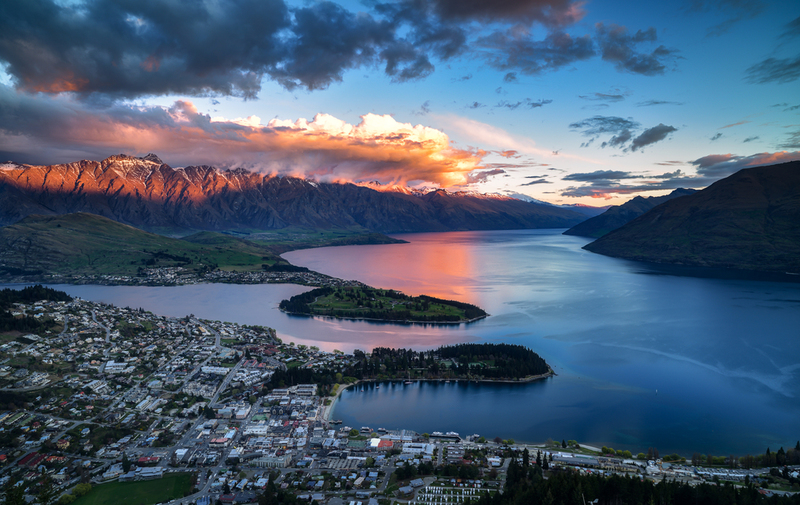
[279,286,488,323]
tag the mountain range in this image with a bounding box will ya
[0,154,587,234]
[563,188,696,238]
[584,161,800,273]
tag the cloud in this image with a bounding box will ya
[0,0,474,97]
[745,55,800,84]
[413,100,432,116]
[421,0,586,27]
[782,16,800,39]
[570,115,674,151]
[710,133,723,141]
[0,87,485,187]
[636,99,684,107]
[595,23,678,76]
[468,102,486,109]
[520,178,552,186]
[563,170,633,181]
[720,120,750,129]
[691,151,800,177]
[779,129,800,149]
[743,136,759,143]
[686,0,767,37]
[629,124,677,151]
[579,92,628,102]
[465,168,505,184]
[478,30,595,76]
[495,99,552,110]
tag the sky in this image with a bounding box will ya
[0,0,799,206]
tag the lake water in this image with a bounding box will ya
[14,229,800,456]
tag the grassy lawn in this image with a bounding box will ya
[72,472,194,505]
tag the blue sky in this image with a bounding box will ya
[0,0,798,205]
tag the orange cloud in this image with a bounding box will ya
[3,95,485,187]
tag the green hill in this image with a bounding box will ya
[0,213,286,277]
[584,161,800,274]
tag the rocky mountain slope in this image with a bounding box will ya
[563,188,696,238]
[584,161,800,273]
[0,155,586,233]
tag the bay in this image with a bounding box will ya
[10,229,799,456]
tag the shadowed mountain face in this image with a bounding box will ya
[0,155,586,233]
[584,161,800,273]
[563,188,696,238]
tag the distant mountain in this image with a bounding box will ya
[584,161,800,273]
[505,192,608,217]
[563,188,696,238]
[0,155,586,234]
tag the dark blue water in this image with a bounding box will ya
[13,230,799,456]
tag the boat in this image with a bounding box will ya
[404,381,413,385]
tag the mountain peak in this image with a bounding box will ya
[142,153,165,164]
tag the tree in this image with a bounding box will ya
[523,448,530,468]
[3,484,26,505]
[36,475,58,505]
[562,439,567,449]
[122,452,131,472]
[73,484,92,498]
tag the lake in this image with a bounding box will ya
[18,229,800,456]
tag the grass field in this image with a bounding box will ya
[310,287,467,320]
[71,472,194,505]
[0,213,286,277]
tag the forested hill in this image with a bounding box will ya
[354,343,551,380]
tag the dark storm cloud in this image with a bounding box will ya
[595,23,678,76]
[0,0,289,98]
[630,124,677,151]
[422,0,585,27]
[570,116,676,152]
[0,0,467,96]
[478,30,595,75]
[745,55,800,84]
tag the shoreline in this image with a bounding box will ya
[280,310,489,326]
[322,370,555,423]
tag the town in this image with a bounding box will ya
[1,290,798,505]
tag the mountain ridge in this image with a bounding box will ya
[583,161,800,274]
[563,188,697,238]
[0,154,587,234]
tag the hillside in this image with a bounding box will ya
[0,154,587,234]
[0,213,289,278]
[584,161,800,273]
[563,188,695,238]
